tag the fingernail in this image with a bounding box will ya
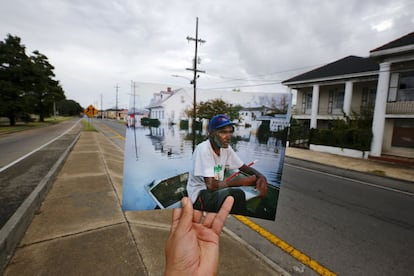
[182,197,188,205]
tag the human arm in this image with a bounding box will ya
[239,164,267,197]
[165,196,234,276]
[203,174,257,191]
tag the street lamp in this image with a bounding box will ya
[171,74,199,84]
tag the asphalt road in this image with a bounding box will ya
[94,119,414,276]
[0,119,81,228]
[242,160,414,275]
[3,118,412,275]
[0,118,81,169]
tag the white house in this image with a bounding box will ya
[146,87,193,125]
[282,32,414,160]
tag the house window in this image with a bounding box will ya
[388,73,399,102]
[302,91,312,113]
[397,71,414,101]
[361,87,376,109]
[328,89,344,113]
[392,119,414,148]
[335,90,344,109]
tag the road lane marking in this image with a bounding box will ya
[0,119,81,173]
[103,126,125,141]
[285,163,414,196]
[234,215,337,276]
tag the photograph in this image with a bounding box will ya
[122,87,292,220]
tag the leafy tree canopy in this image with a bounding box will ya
[57,99,83,116]
[185,98,242,121]
[0,34,32,125]
[0,34,66,125]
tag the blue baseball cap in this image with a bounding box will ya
[208,114,235,131]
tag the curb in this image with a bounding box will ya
[0,132,81,273]
[223,226,291,275]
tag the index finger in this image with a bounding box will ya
[211,196,234,234]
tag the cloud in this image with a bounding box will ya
[1,0,413,109]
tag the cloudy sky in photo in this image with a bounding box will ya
[1,0,413,109]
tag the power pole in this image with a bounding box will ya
[115,84,119,120]
[131,81,136,114]
[100,93,103,119]
[186,17,206,132]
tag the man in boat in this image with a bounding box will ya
[187,114,268,215]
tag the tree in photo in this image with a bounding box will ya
[185,98,242,121]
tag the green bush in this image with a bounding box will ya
[141,117,160,127]
[310,127,372,151]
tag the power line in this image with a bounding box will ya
[202,81,282,90]
[201,63,326,87]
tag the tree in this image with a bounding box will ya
[185,98,242,120]
[57,99,83,116]
[25,50,65,122]
[0,34,32,125]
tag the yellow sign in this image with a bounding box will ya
[84,105,98,118]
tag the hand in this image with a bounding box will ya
[255,175,267,197]
[165,196,234,276]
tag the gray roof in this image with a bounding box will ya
[370,31,414,53]
[282,55,378,84]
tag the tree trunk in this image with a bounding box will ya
[8,115,16,126]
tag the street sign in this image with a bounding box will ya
[84,105,98,118]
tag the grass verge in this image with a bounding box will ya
[81,119,97,131]
[0,116,74,135]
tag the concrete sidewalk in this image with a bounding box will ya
[3,131,287,276]
[3,130,413,276]
[286,147,414,183]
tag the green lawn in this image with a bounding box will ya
[0,116,74,135]
[81,119,97,131]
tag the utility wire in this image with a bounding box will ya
[202,81,282,90]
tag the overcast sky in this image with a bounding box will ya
[1,0,413,109]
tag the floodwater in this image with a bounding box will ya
[122,124,286,211]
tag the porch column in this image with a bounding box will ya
[310,84,319,129]
[343,81,353,116]
[370,62,391,157]
[286,87,293,121]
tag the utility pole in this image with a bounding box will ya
[100,93,103,119]
[131,81,136,114]
[115,84,119,120]
[186,17,206,151]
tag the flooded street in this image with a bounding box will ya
[122,124,286,211]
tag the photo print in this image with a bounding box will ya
[122,86,292,220]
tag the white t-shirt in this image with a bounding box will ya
[187,140,244,203]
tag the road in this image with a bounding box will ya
[2,119,413,275]
[0,118,81,227]
[94,119,414,276]
[0,118,81,170]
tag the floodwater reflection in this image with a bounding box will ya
[122,124,286,211]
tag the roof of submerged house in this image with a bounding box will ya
[282,55,379,84]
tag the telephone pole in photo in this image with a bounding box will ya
[186,17,206,151]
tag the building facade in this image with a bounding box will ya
[283,32,414,159]
[146,87,192,125]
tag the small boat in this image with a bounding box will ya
[147,172,189,209]
[147,171,280,220]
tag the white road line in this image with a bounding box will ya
[285,163,414,197]
[0,120,80,173]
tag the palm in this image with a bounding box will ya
[165,197,234,276]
